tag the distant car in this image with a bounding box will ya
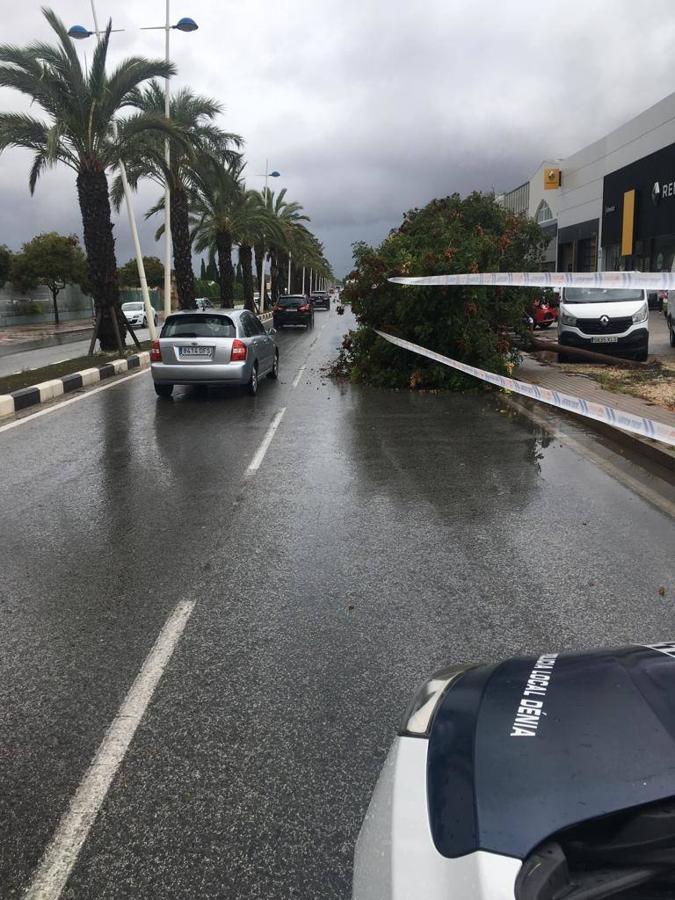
[121,301,157,328]
[273,295,314,329]
[531,295,558,329]
[195,297,214,311]
[311,291,330,311]
[150,309,278,398]
[354,643,675,900]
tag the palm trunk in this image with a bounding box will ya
[51,287,60,325]
[240,244,254,311]
[216,229,234,307]
[270,250,280,302]
[170,184,196,309]
[76,169,125,352]
[254,242,265,311]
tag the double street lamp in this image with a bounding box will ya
[68,2,199,325]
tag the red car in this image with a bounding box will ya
[531,291,559,329]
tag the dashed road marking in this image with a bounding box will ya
[247,407,287,472]
[292,365,306,389]
[24,599,196,900]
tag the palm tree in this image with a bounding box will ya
[191,167,282,309]
[188,156,244,304]
[256,188,309,308]
[0,9,175,351]
[287,227,332,292]
[112,82,242,309]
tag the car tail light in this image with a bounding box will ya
[230,339,247,362]
[299,304,310,312]
[150,339,161,362]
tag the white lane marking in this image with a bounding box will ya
[247,407,286,472]
[321,322,328,331]
[292,365,306,389]
[0,368,148,435]
[24,600,196,900]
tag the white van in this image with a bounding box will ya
[557,286,649,362]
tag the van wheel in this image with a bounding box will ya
[154,383,173,398]
[635,349,649,362]
[557,352,569,364]
[669,321,675,347]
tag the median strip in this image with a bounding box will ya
[0,351,151,420]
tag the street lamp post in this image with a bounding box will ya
[255,162,280,309]
[141,9,198,319]
[287,252,292,294]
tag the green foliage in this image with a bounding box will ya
[334,192,546,389]
[118,256,164,288]
[194,278,220,300]
[206,258,219,282]
[0,244,11,287]
[10,232,87,296]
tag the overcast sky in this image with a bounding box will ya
[1,0,675,277]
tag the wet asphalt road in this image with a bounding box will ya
[0,309,674,898]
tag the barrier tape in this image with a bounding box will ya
[389,270,675,291]
[374,330,675,448]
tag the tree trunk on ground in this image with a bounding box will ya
[170,184,196,309]
[76,169,125,352]
[240,244,254,311]
[216,230,234,307]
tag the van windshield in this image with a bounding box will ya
[563,288,644,303]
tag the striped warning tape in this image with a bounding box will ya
[375,330,675,448]
[388,270,675,290]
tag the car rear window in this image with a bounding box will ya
[279,297,305,307]
[162,315,236,338]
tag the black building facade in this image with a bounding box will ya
[602,142,675,272]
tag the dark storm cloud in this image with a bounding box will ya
[2,0,675,276]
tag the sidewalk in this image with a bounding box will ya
[515,353,675,462]
[0,318,94,347]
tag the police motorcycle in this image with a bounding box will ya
[353,643,675,899]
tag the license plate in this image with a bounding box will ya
[591,335,618,343]
[179,346,214,358]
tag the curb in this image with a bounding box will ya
[0,351,150,420]
[504,393,675,473]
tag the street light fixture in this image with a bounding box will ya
[141,5,199,318]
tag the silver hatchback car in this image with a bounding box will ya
[150,309,279,398]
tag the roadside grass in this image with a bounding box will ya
[0,341,152,394]
[562,362,675,412]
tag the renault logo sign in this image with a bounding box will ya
[600,315,609,327]
[652,181,661,206]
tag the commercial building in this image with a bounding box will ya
[500,91,675,274]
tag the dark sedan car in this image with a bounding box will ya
[273,295,314,329]
[311,291,330,311]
